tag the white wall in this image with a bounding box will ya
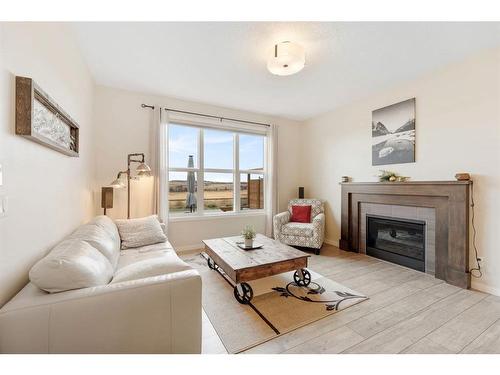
[300,48,500,295]
[93,85,302,250]
[0,23,95,306]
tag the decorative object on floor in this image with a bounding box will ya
[273,199,325,254]
[184,252,367,353]
[298,186,304,199]
[341,176,350,183]
[101,187,113,215]
[241,225,257,248]
[109,153,151,218]
[378,170,409,182]
[15,76,79,157]
[267,41,305,76]
[455,172,471,181]
[372,98,415,166]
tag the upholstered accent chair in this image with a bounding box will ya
[273,198,325,255]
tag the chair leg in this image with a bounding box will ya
[315,248,320,255]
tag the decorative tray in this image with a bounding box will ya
[235,242,264,250]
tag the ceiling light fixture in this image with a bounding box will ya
[267,41,305,76]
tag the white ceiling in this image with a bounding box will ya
[71,22,500,121]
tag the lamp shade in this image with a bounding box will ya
[101,187,114,209]
[267,41,305,76]
[109,178,126,188]
[136,163,151,172]
[136,162,151,177]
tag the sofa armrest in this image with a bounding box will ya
[312,213,325,240]
[273,211,291,239]
[0,270,202,353]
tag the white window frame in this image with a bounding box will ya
[168,121,267,219]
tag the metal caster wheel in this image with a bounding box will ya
[294,269,311,287]
[234,283,253,304]
[207,257,217,270]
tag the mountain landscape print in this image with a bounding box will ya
[372,98,415,165]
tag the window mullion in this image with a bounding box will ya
[234,133,240,212]
[198,128,204,214]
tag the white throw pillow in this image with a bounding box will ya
[29,239,114,293]
[115,215,167,249]
[70,224,120,269]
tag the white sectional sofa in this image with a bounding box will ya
[0,216,202,354]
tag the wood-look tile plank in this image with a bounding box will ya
[342,289,488,353]
[324,261,394,282]
[461,318,500,354]
[401,337,454,354]
[347,282,460,338]
[283,326,364,354]
[406,294,500,353]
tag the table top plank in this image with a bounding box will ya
[203,234,310,272]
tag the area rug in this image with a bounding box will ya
[185,254,368,353]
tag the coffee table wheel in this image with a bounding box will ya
[234,283,253,304]
[294,269,311,287]
[207,257,217,270]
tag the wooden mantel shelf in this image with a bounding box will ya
[340,180,472,185]
[340,180,471,289]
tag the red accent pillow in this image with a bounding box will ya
[291,205,312,223]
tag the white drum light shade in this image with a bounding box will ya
[267,41,305,76]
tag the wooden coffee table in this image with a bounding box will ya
[202,234,311,304]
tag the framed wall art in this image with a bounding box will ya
[372,98,415,166]
[15,76,79,157]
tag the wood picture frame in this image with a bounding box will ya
[15,76,79,157]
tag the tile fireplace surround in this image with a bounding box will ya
[339,181,472,289]
[358,203,436,275]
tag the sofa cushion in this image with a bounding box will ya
[29,239,114,293]
[112,242,191,283]
[69,224,120,269]
[281,222,314,237]
[115,215,167,249]
[89,215,121,250]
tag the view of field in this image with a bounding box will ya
[169,179,262,213]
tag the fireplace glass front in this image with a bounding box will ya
[366,215,426,272]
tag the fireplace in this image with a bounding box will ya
[340,181,471,288]
[366,215,426,272]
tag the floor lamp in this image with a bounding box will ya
[110,153,151,219]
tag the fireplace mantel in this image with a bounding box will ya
[340,180,472,288]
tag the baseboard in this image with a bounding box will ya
[471,280,500,297]
[324,238,339,247]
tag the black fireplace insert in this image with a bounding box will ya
[366,215,425,272]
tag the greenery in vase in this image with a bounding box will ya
[378,170,409,182]
[241,225,256,240]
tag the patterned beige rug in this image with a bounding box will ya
[186,254,368,354]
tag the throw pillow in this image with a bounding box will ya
[291,205,312,223]
[115,215,167,249]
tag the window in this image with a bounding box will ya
[168,123,265,216]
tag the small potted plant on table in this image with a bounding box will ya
[241,225,256,248]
